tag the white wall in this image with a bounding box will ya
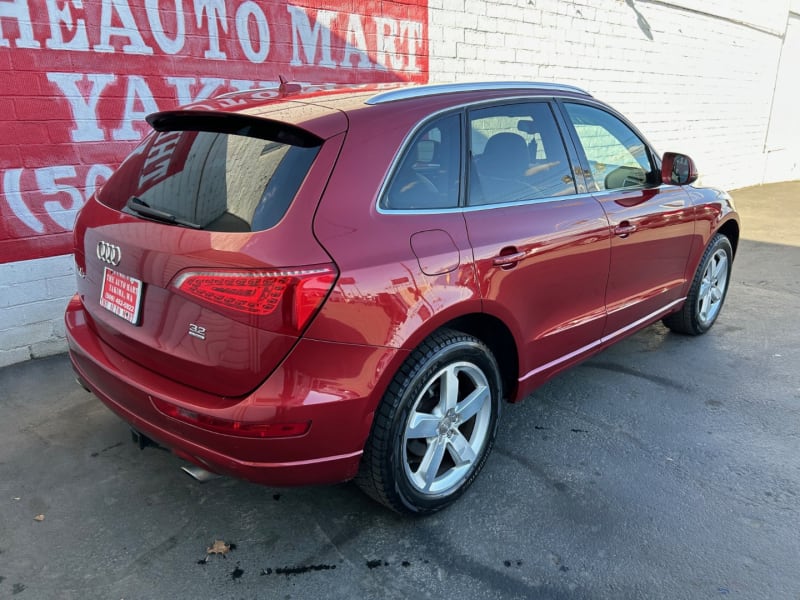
[428,0,792,191]
[0,255,74,367]
[763,12,800,183]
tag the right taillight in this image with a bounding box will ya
[171,264,337,334]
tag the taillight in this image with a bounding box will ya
[151,397,310,438]
[171,264,337,334]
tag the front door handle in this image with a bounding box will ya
[614,221,637,237]
[492,250,527,268]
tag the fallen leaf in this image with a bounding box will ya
[207,540,230,555]
[34,514,45,522]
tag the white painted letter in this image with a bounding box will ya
[340,13,370,69]
[194,0,227,60]
[229,79,255,92]
[45,0,89,51]
[36,166,84,230]
[236,1,269,63]
[85,164,114,200]
[95,0,153,54]
[0,0,40,48]
[166,76,225,105]
[47,72,115,142]
[287,5,335,68]
[374,16,403,71]
[3,169,44,233]
[400,20,423,72]
[145,0,185,55]
[113,76,159,141]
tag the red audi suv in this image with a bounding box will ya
[66,81,740,514]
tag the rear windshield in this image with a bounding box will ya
[98,129,320,232]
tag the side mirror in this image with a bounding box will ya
[661,152,698,185]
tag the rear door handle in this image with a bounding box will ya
[613,221,637,237]
[492,250,527,268]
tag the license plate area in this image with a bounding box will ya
[99,267,143,325]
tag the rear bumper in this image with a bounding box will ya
[65,294,402,487]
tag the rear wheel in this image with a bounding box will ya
[356,329,501,514]
[663,233,733,335]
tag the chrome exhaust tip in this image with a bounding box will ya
[181,465,221,483]
[74,376,91,393]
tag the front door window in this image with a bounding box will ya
[564,103,653,192]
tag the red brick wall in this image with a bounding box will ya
[0,0,429,264]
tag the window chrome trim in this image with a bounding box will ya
[366,81,591,105]
[588,185,656,199]
[518,297,686,383]
[376,192,595,216]
[461,192,589,212]
[375,96,599,216]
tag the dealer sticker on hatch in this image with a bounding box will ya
[99,267,143,324]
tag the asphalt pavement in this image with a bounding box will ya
[1,182,798,599]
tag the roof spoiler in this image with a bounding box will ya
[146,110,323,148]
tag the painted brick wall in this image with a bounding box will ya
[0,0,428,367]
[1,0,798,367]
[0,0,428,265]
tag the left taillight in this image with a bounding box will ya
[171,264,337,335]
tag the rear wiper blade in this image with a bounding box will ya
[125,196,201,229]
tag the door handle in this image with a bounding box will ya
[613,221,637,237]
[492,250,527,268]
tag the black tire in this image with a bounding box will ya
[355,328,502,515]
[663,233,733,335]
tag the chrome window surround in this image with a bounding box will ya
[366,81,591,105]
[376,96,588,215]
[378,191,597,216]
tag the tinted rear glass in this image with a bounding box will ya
[98,129,320,232]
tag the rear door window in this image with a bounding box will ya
[99,129,320,232]
[468,102,576,206]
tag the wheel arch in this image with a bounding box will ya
[717,218,740,258]
[438,313,520,402]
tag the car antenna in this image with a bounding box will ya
[278,75,301,96]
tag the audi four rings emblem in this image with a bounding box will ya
[96,241,122,266]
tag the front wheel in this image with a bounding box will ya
[356,329,502,514]
[663,233,733,335]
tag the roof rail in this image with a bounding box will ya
[365,81,591,105]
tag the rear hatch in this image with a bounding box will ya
[73,102,346,397]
